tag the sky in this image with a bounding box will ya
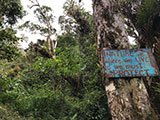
[18,0,93,48]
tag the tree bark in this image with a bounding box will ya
[93,0,158,119]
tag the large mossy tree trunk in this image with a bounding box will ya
[93,0,158,119]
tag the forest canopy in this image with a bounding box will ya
[0,0,160,120]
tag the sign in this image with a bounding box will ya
[102,49,159,78]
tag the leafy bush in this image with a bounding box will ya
[137,0,156,26]
[0,104,33,120]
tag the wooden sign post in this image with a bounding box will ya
[102,49,159,78]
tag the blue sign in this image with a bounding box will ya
[102,49,159,78]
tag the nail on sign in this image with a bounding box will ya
[102,49,159,78]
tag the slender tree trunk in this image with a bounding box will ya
[93,0,158,119]
[47,35,51,52]
[47,35,56,59]
[51,39,57,59]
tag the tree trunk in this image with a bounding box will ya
[93,0,158,119]
[47,35,51,52]
[46,35,56,59]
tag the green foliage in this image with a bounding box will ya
[34,5,54,24]
[56,49,82,76]
[57,33,77,48]
[0,104,33,120]
[0,28,21,61]
[0,0,24,26]
[137,0,156,26]
[0,37,111,119]
[0,0,24,61]
[19,3,55,35]
[155,83,160,93]
[0,1,111,120]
